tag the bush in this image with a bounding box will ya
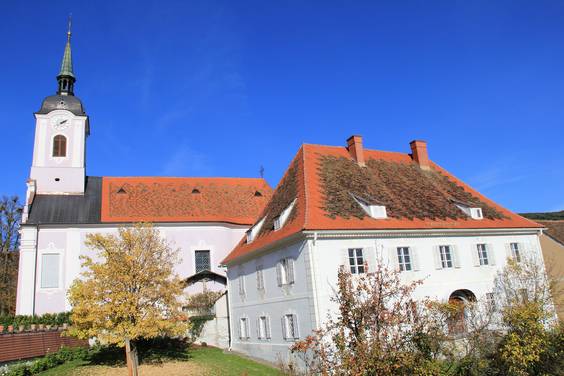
[0,312,71,331]
[3,346,87,376]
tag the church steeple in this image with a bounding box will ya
[57,16,76,96]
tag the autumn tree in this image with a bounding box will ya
[67,224,190,376]
[0,196,22,315]
[291,261,445,375]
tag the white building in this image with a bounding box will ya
[16,26,272,349]
[221,135,544,364]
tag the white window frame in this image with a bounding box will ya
[238,273,246,297]
[477,244,489,266]
[256,265,265,291]
[352,195,387,219]
[274,199,297,231]
[277,257,295,286]
[257,315,271,340]
[510,243,521,262]
[439,245,454,269]
[348,248,365,274]
[396,247,412,272]
[246,217,266,243]
[239,317,249,340]
[455,203,483,220]
[282,313,299,340]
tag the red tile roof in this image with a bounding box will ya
[222,142,542,264]
[101,177,272,225]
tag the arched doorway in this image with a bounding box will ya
[448,289,476,335]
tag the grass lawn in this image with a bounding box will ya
[38,346,282,376]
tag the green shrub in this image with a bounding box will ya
[3,346,87,376]
[0,312,71,332]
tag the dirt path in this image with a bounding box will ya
[74,362,209,376]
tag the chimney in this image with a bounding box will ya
[410,140,431,170]
[346,135,365,166]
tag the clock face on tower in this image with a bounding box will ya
[50,115,70,130]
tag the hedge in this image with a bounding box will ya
[0,312,71,331]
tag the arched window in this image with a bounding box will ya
[53,135,67,157]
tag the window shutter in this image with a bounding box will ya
[281,316,287,340]
[287,258,295,284]
[504,243,512,261]
[452,245,461,268]
[238,319,242,339]
[340,249,350,272]
[433,246,442,269]
[472,244,480,267]
[292,314,300,339]
[246,319,250,339]
[487,244,495,266]
[410,247,420,271]
[266,317,271,339]
[276,262,283,286]
[363,247,375,273]
[388,247,399,271]
[256,317,261,339]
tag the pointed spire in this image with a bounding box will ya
[57,15,76,95]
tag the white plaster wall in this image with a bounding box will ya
[310,232,545,327]
[16,222,248,315]
[196,293,230,348]
[227,240,314,364]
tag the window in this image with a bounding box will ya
[238,273,246,296]
[194,250,210,273]
[352,195,387,219]
[246,217,266,243]
[277,258,295,286]
[397,247,412,271]
[52,135,67,157]
[455,203,483,220]
[239,318,249,340]
[256,265,265,291]
[348,248,365,274]
[257,316,270,339]
[282,314,299,340]
[273,199,297,231]
[510,243,521,262]
[485,293,496,310]
[41,254,59,288]
[440,246,453,268]
[477,244,488,266]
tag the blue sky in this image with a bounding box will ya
[0,1,562,212]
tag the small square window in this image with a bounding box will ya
[348,248,365,274]
[477,244,488,266]
[439,246,453,268]
[397,247,412,272]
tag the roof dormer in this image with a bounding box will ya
[352,194,387,219]
[455,203,483,220]
[273,199,297,231]
[246,217,266,243]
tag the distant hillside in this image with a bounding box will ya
[520,210,564,220]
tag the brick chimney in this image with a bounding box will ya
[410,140,430,170]
[346,135,365,166]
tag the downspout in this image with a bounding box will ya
[225,289,232,350]
[32,225,39,316]
[309,232,321,329]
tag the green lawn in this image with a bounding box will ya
[37,346,282,376]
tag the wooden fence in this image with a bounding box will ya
[0,330,87,363]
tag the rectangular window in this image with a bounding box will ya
[510,243,521,262]
[256,265,264,291]
[348,248,365,274]
[277,258,295,285]
[485,292,496,310]
[439,246,453,268]
[238,274,246,296]
[41,254,59,288]
[396,247,412,272]
[283,314,298,340]
[239,318,248,339]
[477,244,489,266]
[195,250,211,273]
[273,216,281,231]
[258,316,270,339]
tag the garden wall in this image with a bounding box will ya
[0,330,87,363]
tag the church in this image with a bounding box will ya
[16,26,272,347]
[17,25,547,364]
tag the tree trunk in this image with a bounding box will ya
[124,337,139,376]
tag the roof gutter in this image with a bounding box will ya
[303,227,544,239]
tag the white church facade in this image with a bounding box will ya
[221,136,546,363]
[17,25,547,363]
[16,26,272,349]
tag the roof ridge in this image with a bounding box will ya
[302,142,410,156]
[102,176,268,181]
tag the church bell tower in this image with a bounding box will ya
[29,18,89,196]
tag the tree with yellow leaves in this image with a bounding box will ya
[67,224,189,376]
